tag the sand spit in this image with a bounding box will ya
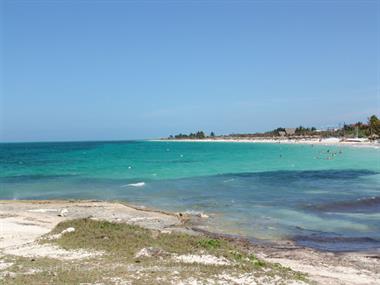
[0,200,379,284]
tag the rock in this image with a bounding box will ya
[58,208,68,217]
[61,227,75,234]
[177,213,190,223]
[199,213,209,219]
[134,247,168,259]
[45,227,75,240]
[179,211,209,219]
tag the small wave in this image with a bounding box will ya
[121,182,146,187]
[223,178,235,183]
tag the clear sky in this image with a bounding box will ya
[1,0,379,142]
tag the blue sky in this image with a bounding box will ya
[1,0,379,142]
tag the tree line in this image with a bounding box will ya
[167,115,380,140]
[168,131,216,139]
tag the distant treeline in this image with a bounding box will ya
[167,115,380,140]
[169,131,214,139]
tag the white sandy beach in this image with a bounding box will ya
[154,138,380,149]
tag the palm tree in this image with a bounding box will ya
[368,115,380,136]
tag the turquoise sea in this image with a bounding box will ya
[1,140,379,251]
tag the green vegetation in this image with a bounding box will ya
[171,131,208,139]
[167,114,380,140]
[2,218,309,284]
[295,126,317,135]
[46,218,218,256]
[368,115,380,136]
[332,115,380,138]
[198,238,221,250]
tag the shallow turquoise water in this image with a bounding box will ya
[1,141,379,251]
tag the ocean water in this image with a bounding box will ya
[1,140,379,251]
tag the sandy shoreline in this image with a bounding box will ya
[1,200,379,284]
[153,138,380,149]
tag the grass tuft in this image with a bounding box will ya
[198,238,221,250]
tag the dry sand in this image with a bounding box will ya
[0,200,182,260]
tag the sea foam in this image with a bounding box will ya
[121,182,146,187]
